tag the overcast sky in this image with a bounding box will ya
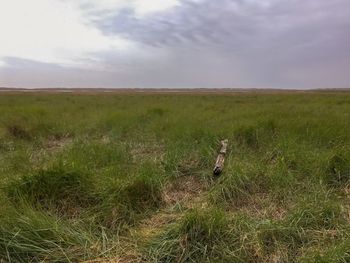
[0,0,349,89]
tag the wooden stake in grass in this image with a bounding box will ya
[213,139,228,176]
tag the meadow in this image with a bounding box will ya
[0,90,350,262]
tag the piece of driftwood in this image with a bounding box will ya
[213,139,228,176]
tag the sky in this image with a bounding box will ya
[0,0,349,89]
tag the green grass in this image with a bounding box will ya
[0,91,350,262]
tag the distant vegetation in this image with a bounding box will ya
[0,91,350,262]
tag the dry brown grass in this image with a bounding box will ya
[163,175,206,206]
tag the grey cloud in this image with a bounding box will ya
[89,0,350,88]
[1,0,350,88]
[97,0,350,51]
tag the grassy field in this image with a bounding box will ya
[0,91,350,262]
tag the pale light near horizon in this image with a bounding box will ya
[0,0,178,68]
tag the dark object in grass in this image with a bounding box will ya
[7,124,31,140]
[213,139,228,176]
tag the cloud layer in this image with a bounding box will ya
[1,0,350,88]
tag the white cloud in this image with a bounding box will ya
[133,0,179,16]
[76,0,179,17]
[0,0,134,68]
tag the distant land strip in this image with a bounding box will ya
[0,87,349,94]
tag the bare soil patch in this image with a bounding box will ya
[163,175,206,206]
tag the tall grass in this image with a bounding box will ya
[0,91,349,262]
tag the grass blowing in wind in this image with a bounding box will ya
[0,92,350,262]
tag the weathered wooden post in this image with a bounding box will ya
[213,139,228,176]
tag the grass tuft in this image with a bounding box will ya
[257,221,304,260]
[288,200,343,230]
[7,165,96,216]
[0,206,104,262]
[326,153,350,186]
[234,125,259,148]
[101,162,164,227]
[146,208,244,262]
[209,164,267,207]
